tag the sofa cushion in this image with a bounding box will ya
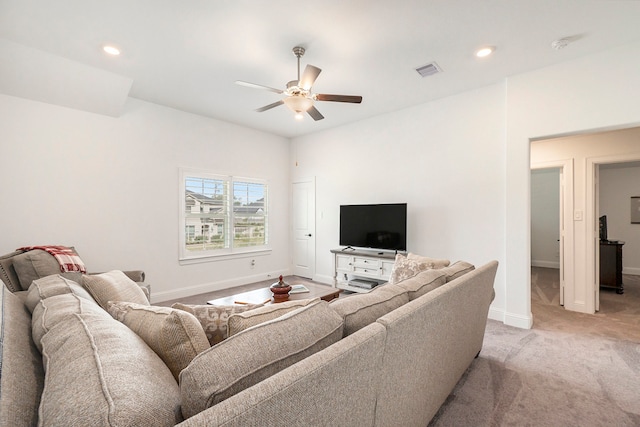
[11,249,63,291]
[32,292,108,353]
[172,302,263,346]
[227,298,319,337]
[108,301,210,380]
[39,311,182,426]
[82,270,150,310]
[394,269,447,300]
[330,285,409,336]
[25,274,95,313]
[179,300,344,419]
[441,261,475,282]
[0,283,44,427]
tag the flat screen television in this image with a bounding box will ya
[339,203,407,251]
[599,215,608,241]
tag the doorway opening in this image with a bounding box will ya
[531,167,562,308]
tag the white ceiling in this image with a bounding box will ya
[1,0,640,138]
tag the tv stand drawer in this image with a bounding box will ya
[332,250,396,293]
[353,257,381,269]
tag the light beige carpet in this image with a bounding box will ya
[429,268,640,426]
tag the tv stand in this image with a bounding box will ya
[331,249,397,293]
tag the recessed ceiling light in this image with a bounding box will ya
[475,47,495,58]
[551,38,570,50]
[103,45,120,56]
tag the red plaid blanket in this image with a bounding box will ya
[16,245,87,273]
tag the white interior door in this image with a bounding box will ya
[292,178,316,278]
[559,168,565,306]
[594,165,600,312]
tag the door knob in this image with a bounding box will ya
[306,234,312,237]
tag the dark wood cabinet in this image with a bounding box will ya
[599,240,624,294]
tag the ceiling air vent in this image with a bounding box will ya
[416,62,442,77]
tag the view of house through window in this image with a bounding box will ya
[181,171,268,258]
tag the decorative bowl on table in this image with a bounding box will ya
[270,275,291,302]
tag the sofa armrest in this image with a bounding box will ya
[139,283,151,301]
[122,270,145,283]
[122,271,150,300]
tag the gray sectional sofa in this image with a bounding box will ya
[0,248,498,427]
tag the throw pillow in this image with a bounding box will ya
[329,285,409,336]
[389,254,429,284]
[107,302,210,381]
[82,270,150,310]
[12,249,63,291]
[172,302,263,346]
[179,300,344,419]
[227,298,319,337]
[25,274,95,313]
[389,253,451,285]
[407,252,450,269]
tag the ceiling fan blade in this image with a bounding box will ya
[315,94,363,103]
[255,100,284,112]
[299,65,322,90]
[307,105,324,121]
[236,80,283,94]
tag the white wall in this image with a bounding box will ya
[505,40,640,323]
[294,39,640,328]
[291,83,508,319]
[599,163,640,275]
[0,94,291,302]
[531,168,560,268]
[530,128,640,313]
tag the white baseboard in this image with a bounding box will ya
[503,311,533,329]
[531,260,560,269]
[313,273,334,286]
[488,307,504,323]
[150,269,290,304]
[623,267,640,276]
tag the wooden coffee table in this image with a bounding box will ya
[207,282,341,306]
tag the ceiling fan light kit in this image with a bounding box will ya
[236,46,362,121]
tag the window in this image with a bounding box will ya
[180,169,269,260]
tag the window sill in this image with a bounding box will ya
[179,248,272,265]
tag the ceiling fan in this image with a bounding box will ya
[235,46,363,121]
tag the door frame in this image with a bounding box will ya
[531,159,574,309]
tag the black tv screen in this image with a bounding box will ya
[599,215,608,241]
[340,203,407,251]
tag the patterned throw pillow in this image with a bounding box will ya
[406,252,450,268]
[389,254,429,284]
[389,253,451,285]
[171,303,263,346]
